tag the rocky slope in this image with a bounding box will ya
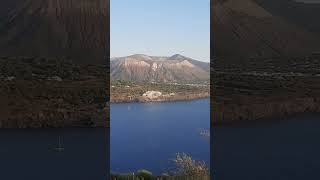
[212,0,320,59]
[0,0,109,64]
[111,54,209,83]
[212,0,320,124]
[255,0,320,34]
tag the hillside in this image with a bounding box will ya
[212,0,320,59]
[111,54,209,83]
[0,0,109,64]
[0,0,109,128]
[0,57,108,128]
[212,0,320,124]
[255,0,320,34]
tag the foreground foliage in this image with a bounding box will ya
[111,153,209,180]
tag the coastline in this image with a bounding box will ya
[110,92,210,103]
[110,80,210,104]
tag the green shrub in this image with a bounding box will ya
[137,169,154,180]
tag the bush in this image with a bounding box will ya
[137,169,154,179]
[170,153,209,180]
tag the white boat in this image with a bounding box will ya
[52,136,64,152]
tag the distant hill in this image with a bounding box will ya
[212,0,320,60]
[111,54,209,83]
[0,0,108,64]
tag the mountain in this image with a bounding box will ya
[0,0,108,64]
[212,0,320,61]
[111,54,209,83]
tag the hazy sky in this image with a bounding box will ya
[111,0,210,62]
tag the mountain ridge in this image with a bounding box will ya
[111,54,209,83]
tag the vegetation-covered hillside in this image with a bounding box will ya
[0,57,108,128]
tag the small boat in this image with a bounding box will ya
[52,136,64,152]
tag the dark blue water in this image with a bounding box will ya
[0,128,109,180]
[111,98,210,175]
[213,114,320,180]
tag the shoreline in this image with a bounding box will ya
[110,93,210,104]
[111,80,210,104]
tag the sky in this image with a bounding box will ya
[110,0,210,62]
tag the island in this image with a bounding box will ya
[110,80,209,103]
[110,54,210,103]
